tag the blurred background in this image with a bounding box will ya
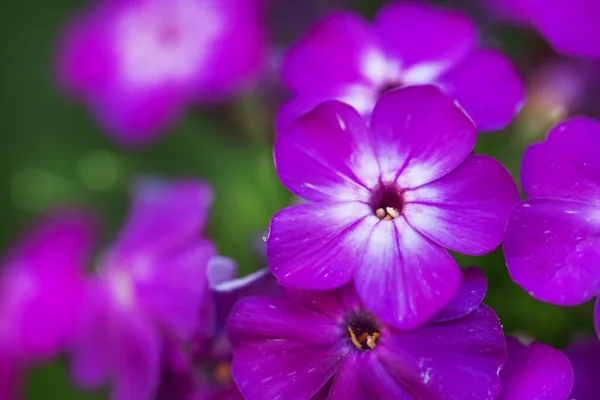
[0,0,596,398]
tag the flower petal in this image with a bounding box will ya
[404,154,519,255]
[437,49,525,131]
[534,0,600,58]
[274,101,380,202]
[379,305,506,400]
[354,218,461,329]
[282,11,383,94]
[374,2,477,70]
[228,297,345,400]
[504,198,600,305]
[565,338,600,400]
[498,337,573,400]
[430,266,488,323]
[267,201,374,290]
[327,352,370,400]
[370,85,477,188]
[0,209,94,359]
[112,312,161,400]
[110,178,212,258]
[521,117,600,202]
[211,267,281,331]
[135,239,216,341]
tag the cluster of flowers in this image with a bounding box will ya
[2,0,600,399]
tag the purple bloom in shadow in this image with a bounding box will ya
[268,85,519,329]
[0,209,96,397]
[56,0,266,146]
[565,338,600,400]
[484,0,600,58]
[156,263,281,400]
[228,267,507,400]
[68,178,215,400]
[498,337,573,399]
[503,117,600,333]
[278,1,525,132]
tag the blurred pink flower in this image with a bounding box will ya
[56,0,267,146]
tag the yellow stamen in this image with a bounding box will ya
[385,207,400,219]
[348,326,362,350]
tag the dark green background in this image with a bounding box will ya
[1,0,594,398]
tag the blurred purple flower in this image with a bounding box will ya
[56,0,266,146]
[157,263,280,400]
[0,209,96,398]
[498,337,573,399]
[268,85,519,329]
[68,178,215,400]
[565,338,600,400]
[228,267,507,400]
[484,0,600,58]
[278,1,525,132]
[518,58,600,137]
[503,117,600,331]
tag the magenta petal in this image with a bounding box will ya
[404,154,519,255]
[431,266,488,323]
[504,198,600,305]
[267,201,373,289]
[274,101,380,202]
[111,178,212,257]
[228,297,344,400]
[211,267,281,331]
[282,11,383,94]
[534,0,600,58]
[437,49,525,131]
[379,305,506,400]
[370,85,477,188]
[111,312,161,400]
[521,117,600,202]
[327,352,371,400]
[565,338,600,400]
[374,2,476,70]
[498,337,573,400]
[355,218,461,329]
[0,209,94,359]
[91,85,184,146]
[136,239,216,341]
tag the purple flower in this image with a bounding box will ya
[503,117,600,333]
[56,0,266,146]
[68,178,215,400]
[498,337,573,400]
[484,0,600,58]
[156,262,280,400]
[228,267,507,400]
[278,1,525,131]
[0,209,95,397]
[565,338,600,399]
[268,85,519,328]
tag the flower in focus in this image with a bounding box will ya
[565,338,600,400]
[268,85,519,328]
[156,261,280,400]
[278,1,525,131]
[56,0,266,146]
[484,0,600,58]
[68,178,215,400]
[498,337,573,399]
[0,210,96,398]
[228,267,507,400]
[503,117,600,334]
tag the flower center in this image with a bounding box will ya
[346,312,381,351]
[370,183,404,220]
